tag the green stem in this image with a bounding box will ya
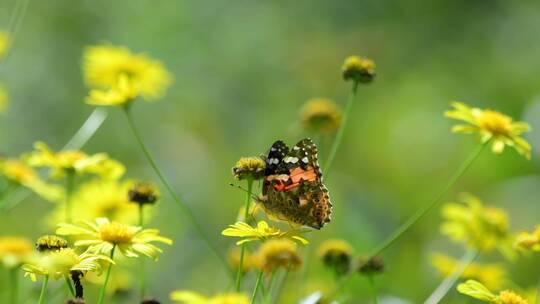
[10,268,18,304]
[250,270,264,304]
[65,172,75,223]
[37,276,49,304]
[236,178,254,291]
[123,108,230,273]
[325,142,487,300]
[424,250,478,304]
[263,271,276,304]
[97,246,116,304]
[138,204,146,301]
[273,267,290,304]
[64,275,75,298]
[367,275,379,304]
[535,269,540,304]
[323,81,359,178]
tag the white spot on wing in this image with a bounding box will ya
[302,157,309,163]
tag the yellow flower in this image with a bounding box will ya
[342,55,376,83]
[300,98,342,133]
[441,193,515,258]
[56,218,172,260]
[431,253,506,290]
[445,102,531,159]
[255,239,302,273]
[0,158,64,202]
[170,291,249,304]
[48,179,141,227]
[24,142,125,179]
[0,31,9,58]
[35,235,69,252]
[128,181,159,205]
[317,239,353,276]
[86,73,139,106]
[232,157,266,181]
[515,225,540,252]
[222,220,309,245]
[228,247,254,273]
[0,236,33,268]
[457,280,528,304]
[22,248,111,281]
[83,44,171,103]
[0,85,8,113]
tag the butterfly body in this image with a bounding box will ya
[258,138,332,229]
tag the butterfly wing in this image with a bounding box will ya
[261,138,332,229]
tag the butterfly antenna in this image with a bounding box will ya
[229,183,259,201]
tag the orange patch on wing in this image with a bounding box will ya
[289,167,317,183]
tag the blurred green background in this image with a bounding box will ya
[1,0,540,303]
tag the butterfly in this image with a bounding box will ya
[258,138,332,229]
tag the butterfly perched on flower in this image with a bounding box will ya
[258,138,332,229]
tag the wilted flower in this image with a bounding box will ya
[515,225,540,252]
[228,247,254,273]
[24,142,125,179]
[255,239,302,273]
[0,236,33,268]
[317,239,353,276]
[431,253,506,290]
[300,98,342,133]
[0,85,8,113]
[0,30,8,58]
[83,44,172,105]
[128,181,159,205]
[445,102,531,159]
[222,220,309,245]
[0,158,64,201]
[49,180,141,226]
[357,255,385,275]
[57,218,172,260]
[35,235,69,252]
[232,157,265,181]
[441,193,515,259]
[170,291,249,304]
[342,55,376,83]
[457,280,528,304]
[22,248,111,281]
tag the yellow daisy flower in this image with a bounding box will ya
[86,73,139,106]
[170,290,249,304]
[255,239,302,273]
[222,220,309,245]
[0,30,9,58]
[56,218,172,260]
[24,141,125,179]
[317,239,353,276]
[48,179,141,227]
[0,236,33,268]
[0,85,8,113]
[515,225,540,252]
[342,55,376,83]
[22,248,111,281]
[445,102,531,159]
[300,98,342,133]
[0,158,64,202]
[83,44,171,103]
[457,280,528,304]
[441,193,515,259]
[431,252,507,290]
[232,157,266,181]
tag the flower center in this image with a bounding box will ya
[477,110,512,136]
[99,222,135,244]
[497,290,527,304]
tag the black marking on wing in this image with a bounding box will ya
[264,140,289,175]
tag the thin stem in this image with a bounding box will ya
[97,246,116,304]
[64,275,75,298]
[368,275,378,304]
[325,142,488,301]
[138,204,146,301]
[123,108,229,272]
[236,178,254,291]
[323,81,359,178]
[37,276,49,304]
[10,268,18,304]
[273,267,291,304]
[263,271,276,304]
[65,172,75,223]
[424,250,478,304]
[250,270,264,304]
